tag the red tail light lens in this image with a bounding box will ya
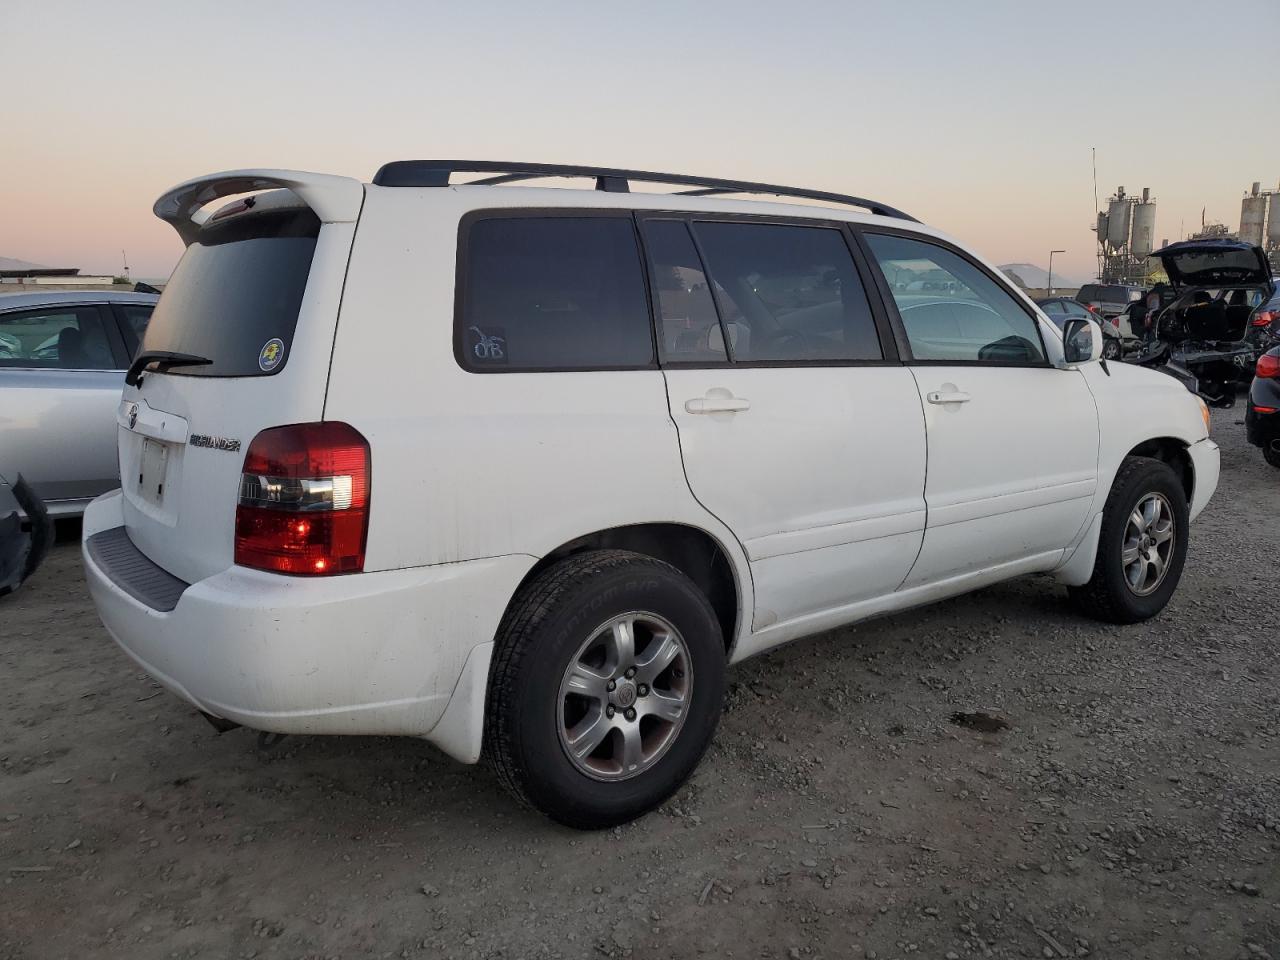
[234,422,370,575]
[1257,353,1280,379]
[1252,310,1276,327]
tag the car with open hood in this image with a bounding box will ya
[1149,239,1275,343]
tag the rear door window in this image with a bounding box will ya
[0,306,118,369]
[687,220,883,362]
[139,207,320,377]
[864,233,1047,364]
[457,215,654,371]
[641,220,727,363]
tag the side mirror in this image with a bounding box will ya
[1062,317,1104,366]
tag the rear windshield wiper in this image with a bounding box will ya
[125,350,212,387]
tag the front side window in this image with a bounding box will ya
[689,221,883,362]
[864,233,1046,364]
[459,216,653,371]
[0,306,116,369]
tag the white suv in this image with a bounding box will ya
[83,162,1220,828]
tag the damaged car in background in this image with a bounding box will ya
[0,472,53,597]
[1132,239,1277,406]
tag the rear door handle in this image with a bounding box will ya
[685,393,750,414]
[926,390,971,404]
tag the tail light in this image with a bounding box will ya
[1251,309,1277,327]
[1257,353,1280,379]
[234,422,370,575]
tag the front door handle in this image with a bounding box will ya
[685,390,750,414]
[926,390,971,405]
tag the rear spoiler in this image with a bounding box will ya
[153,169,364,245]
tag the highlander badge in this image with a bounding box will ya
[190,434,242,453]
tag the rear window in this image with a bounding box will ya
[140,207,320,377]
[457,216,654,371]
[1079,284,1140,303]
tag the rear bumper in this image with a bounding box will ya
[1187,437,1219,522]
[82,491,534,756]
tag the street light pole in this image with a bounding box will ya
[1047,250,1065,296]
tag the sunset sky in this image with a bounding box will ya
[4,0,1278,283]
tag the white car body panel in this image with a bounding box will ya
[82,168,1221,768]
[901,365,1098,586]
[664,365,926,628]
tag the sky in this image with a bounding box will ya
[3,0,1278,283]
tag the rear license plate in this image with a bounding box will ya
[138,438,170,505]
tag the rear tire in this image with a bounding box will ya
[485,550,726,829]
[1264,445,1280,469]
[1068,456,1189,624]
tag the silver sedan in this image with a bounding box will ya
[0,289,157,517]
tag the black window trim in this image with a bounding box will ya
[453,207,660,374]
[851,225,1053,369]
[634,209,903,369]
[109,301,154,360]
[0,303,131,371]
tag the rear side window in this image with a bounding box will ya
[140,207,319,377]
[0,306,117,369]
[691,221,883,362]
[458,216,653,371]
[865,233,1046,364]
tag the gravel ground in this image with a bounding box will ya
[2,409,1277,960]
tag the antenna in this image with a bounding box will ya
[1091,147,1099,214]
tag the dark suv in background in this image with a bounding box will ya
[1077,283,1146,320]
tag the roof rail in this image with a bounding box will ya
[371,160,917,222]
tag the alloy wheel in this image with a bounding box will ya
[1121,492,1175,596]
[557,612,692,781]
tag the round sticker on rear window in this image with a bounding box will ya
[258,338,285,372]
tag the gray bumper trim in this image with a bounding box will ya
[86,527,189,612]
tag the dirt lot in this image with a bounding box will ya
[2,410,1277,960]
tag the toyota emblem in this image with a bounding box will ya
[127,403,139,429]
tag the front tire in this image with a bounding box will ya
[1069,456,1189,624]
[485,550,726,829]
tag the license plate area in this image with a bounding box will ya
[138,438,170,505]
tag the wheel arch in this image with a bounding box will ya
[504,523,744,659]
[1123,437,1194,504]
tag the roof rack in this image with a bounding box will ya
[371,160,917,222]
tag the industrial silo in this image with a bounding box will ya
[1106,189,1133,251]
[1241,182,1267,246]
[1267,189,1280,248]
[1131,187,1156,257]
